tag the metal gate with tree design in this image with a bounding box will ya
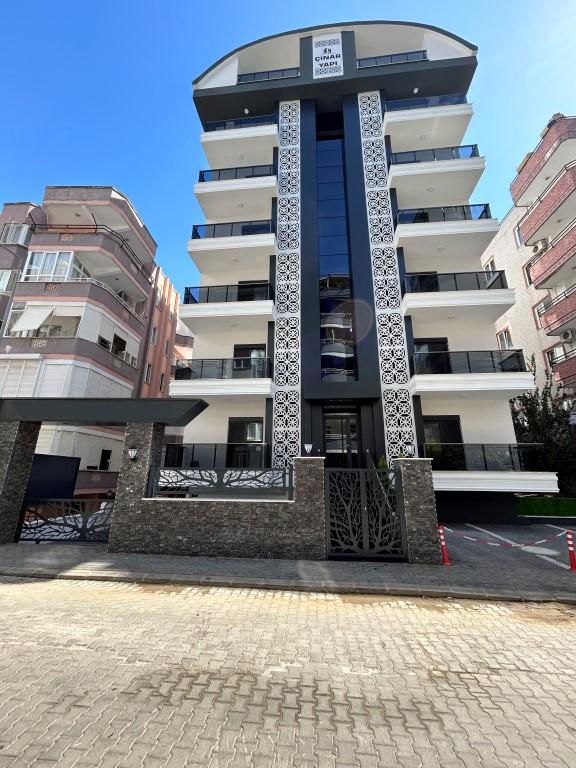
[325,467,405,559]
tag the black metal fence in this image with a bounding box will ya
[18,499,114,542]
[148,467,293,499]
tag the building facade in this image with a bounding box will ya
[0,186,178,492]
[169,21,558,508]
[496,114,576,395]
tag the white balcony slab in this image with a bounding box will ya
[170,378,273,398]
[402,289,515,323]
[395,218,500,266]
[409,372,536,399]
[195,176,277,221]
[383,103,473,153]
[187,233,276,274]
[389,157,485,208]
[179,300,274,334]
[432,471,559,493]
[201,124,278,168]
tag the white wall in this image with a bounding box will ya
[420,397,517,443]
[182,396,267,444]
[200,268,270,287]
[411,315,496,349]
[78,305,140,359]
[36,360,133,398]
[193,327,268,359]
[37,425,125,470]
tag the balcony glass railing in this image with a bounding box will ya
[411,350,526,375]
[198,164,275,182]
[404,271,507,293]
[397,204,492,225]
[420,443,545,471]
[204,114,276,132]
[191,220,274,239]
[238,67,300,83]
[183,283,273,304]
[163,443,269,469]
[357,50,427,69]
[173,357,272,380]
[384,93,467,112]
[390,145,479,164]
[537,283,576,315]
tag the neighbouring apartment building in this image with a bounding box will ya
[481,114,576,396]
[168,20,558,514]
[0,186,178,494]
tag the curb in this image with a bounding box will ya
[1,567,575,605]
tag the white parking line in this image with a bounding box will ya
[466,524,570,570]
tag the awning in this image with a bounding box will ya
[10,305,54,332]
[52,305,83,318]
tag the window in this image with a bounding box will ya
[98,335,111,351]
[159,372,165,391]
[0,222,30,245]
[99,449,112,471]
[150,326,157,345]
[533,299,549,328]
[155,287,162,306]
[546,345,564,369]
[514,226,523,248]
[483,258,496,273]
[22,251,73,282]
[164,338,169,355]
[497,328,514,350]
[145,363,152,384]
[524,263,534,285]
[0,270,12,292]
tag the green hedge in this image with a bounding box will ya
[515,496,576,517]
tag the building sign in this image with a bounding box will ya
[312,33,343,79]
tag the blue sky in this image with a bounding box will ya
[1,0,574,292]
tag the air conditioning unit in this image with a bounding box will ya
[532,238,549,256]
[561,329,575,343]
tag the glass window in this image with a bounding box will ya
[0,222,30,245]
[23,251,72,281]
[318,218,348,236]
[0,270,11,292]
[319,236,349,255]
[317,165,344,183]
[497,329,514,350]
[145,363,152,384]
[546,346,564,368]
[159,372,165,391]
[514,226,523,248]
[318,199,346,217]
[317,183,345,201]
[150,326,157,345]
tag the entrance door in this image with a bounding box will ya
[323,408,360,467]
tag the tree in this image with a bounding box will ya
[511,357,576,495]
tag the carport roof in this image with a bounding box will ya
[0,398,208,426]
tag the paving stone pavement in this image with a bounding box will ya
[1,576,576,768]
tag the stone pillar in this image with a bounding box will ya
[0,421,41,544]
[108,422,164,552]
[394,458,442,564]
[293,456,326,557]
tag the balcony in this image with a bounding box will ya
[409,350,533,398]
[187,221,276,274]
[170,357,273,397]
[163,442,269,469]
[179,283,274,334]
[195,166,277,220]
[528,221,576,288]
[551,348,576,388]
[389,146,484,207]
[537,283,576,335]
[201,115,278,168]
[511,116,576,205]
[519,162,576,245]
[14,278,146,332]
[421,442,544,471]
[237,68,299,83]
[383,94,473,153]
[402,271,514,323]
[357,50,427,69]
[0,336,139,382]
[395,205,499,266]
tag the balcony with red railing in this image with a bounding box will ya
[538,284,576,335]
[511,116,576,205]
[528,221,576,288]
[519,163,576,246]
[551,348,576,389]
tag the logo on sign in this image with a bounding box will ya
[312,34,343,79]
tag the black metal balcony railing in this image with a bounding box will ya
[173,357,272,380]
[537,283,576,315]
[163,443,270,469]
[191,220,274,239]
[404,271,508,293]
[204,114,276,132]
[397,204,492,225]
[390,145,479,164]
[384,93,467,112]
[419,443,545,471]
[183,283,274,304]
[148,465,292,499]
[411,350,526,376]
[550,347,576,367]
[238,67,300,83]
[30,223,152,280]
[198,164,275,182]
[357,49,427,69]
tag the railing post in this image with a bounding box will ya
[394,459,442,564]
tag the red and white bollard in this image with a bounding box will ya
[438,525,451,567]
[567,530,576,571]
